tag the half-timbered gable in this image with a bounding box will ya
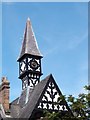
[18,74,73,119]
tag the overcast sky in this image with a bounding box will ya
[2,2,88,102]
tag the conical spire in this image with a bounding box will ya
[18,18,42,61]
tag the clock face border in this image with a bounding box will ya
[30,59,38,70]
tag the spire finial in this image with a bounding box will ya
[27,17,30,21]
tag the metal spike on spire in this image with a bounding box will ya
[27,17,30,21]
[18,18,42,61]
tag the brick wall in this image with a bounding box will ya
[0,77,10,113]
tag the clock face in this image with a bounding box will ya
[30,60,38,69]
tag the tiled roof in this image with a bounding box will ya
[10,98,20,118]
[18,74,51,118]
[9,74,51,118]
[18,18,42,61]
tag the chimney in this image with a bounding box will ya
[0,77,10,113]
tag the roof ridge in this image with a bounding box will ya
[10,97,19,105]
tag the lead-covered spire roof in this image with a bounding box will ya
[18,18,42,61]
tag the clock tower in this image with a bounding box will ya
[17,18,43,90]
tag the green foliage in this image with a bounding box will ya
[43,110,76,120]
[67,95,75,103]
[44,111,60,120]
[67,85,90,119]
[84,85,90,90]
